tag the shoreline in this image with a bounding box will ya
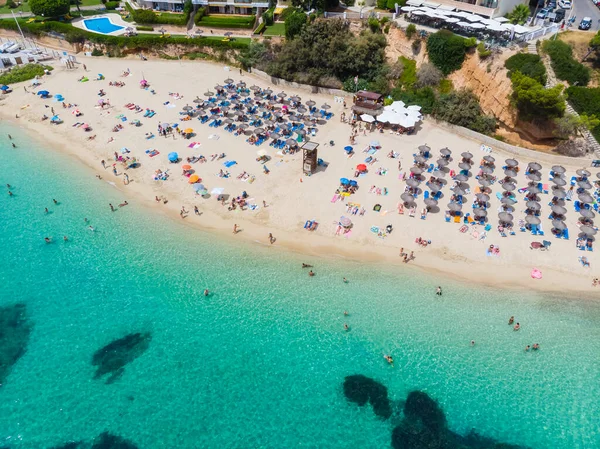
[1,57,598,296]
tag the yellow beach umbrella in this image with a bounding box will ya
[184,128,194,134]
[188,174,200,184]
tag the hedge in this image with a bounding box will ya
[197,14,255,29]
[254,22,266,35]
[566,86,600,141]
[0,19,250,51]
[0,64,53,85]
[504,52,547,85]
[136,25,154,31]
[543,39,590,86]
[105,1,119,10]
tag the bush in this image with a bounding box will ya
[136,25,154,31]
[132,9,157,24]
[279,7,296,20]
[504,52,546,85]
[411,39,421,54]
[29,0,70,18]
[433,89,496,134]
[263,8,274,26]
[0,64,53,85]
[416,62,442,87]
[511,71,565,121]
[6,0,18,9]
[195,7,206,22]
[368,17,380,33]
[543,39,590,86]
[477,42,491,58]
[405,23,416,40]
[376,0,386,8]
[105,1,119,10]
[391,86,436,114]
[91,48,104,56]
[285,10,307,39]
[566,86,600,140]
[426,30,467,76]
[438,79,452,94]
[383,23,390,34]
[397,56,416,88]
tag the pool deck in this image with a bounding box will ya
[72,14,130,36]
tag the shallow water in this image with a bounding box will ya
[0,124,599,448]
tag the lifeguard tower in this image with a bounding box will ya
[302,141,319,176]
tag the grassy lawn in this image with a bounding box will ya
[79,0,103,5]
[263,22,285,36]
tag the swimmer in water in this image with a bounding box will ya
[309,270,315,277]
[12,143,16,148]
[204,289,209,297]
[471,340,475,346]
[119,201,128,207]
[88,226,95,232]
[508,316,514,325]
[302,263,313,268]
[343,311,349,316]
[53,199,58,204]
[384,355,394,366]
[525,345,531,352]
[44,237,52,243]
[513,323,520,331]
[8,191,13,196]
[532,343,540,351]
[63,236,68,242]
[343,277,348,283]
[44,207,49,214]
[344,324,349,331]
[436,286,442,296]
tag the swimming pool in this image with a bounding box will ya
[82,17,124,34]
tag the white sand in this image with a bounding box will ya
[2,57,599,294]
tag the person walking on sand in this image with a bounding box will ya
[268,233,275,244]
[83,64,87,71]
[180,207,187,218]
[233,224,239,234]
[101,160,106,169]
[194,206,200,216]
[123,173,129,185]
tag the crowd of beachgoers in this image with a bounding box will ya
[1,57,599,292]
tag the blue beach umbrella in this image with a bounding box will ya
[340,178,350,185]
[37,90,49,96]
[51,115,60,121]
[0,85,9,91]
[370,140,380,147]
[168,152,179,162]
[344,146,353,153]
[193,183,206,193]
[349,180,358,187]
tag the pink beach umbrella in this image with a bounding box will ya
[531,269,542,279]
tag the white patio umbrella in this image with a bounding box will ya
[468,23,486,29]
[407,105,421,112]
[401,6,420,11]
[494,16,509,23]
[463,14,483,22]
[361,114,376,123]
[443,17,461,23]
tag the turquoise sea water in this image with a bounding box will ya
[0,123,599,448]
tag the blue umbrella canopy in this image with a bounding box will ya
[193,183,206,192]
[0,85,9,91]
[38,90,49,96]
[340,178,350,185]
[344,146,353,152]
[51,115,60,121]
[168,152,178,161]
[349,180,358,187]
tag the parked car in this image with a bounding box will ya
[553,8,566,22]
[547,0,557,9]
[579,16,592,29]
[558,0,571,8]
[537,7,551,18]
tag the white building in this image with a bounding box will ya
[133,0,269,14]
[404,0,527,18]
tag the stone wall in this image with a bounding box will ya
[433,119,594,165]
[251,69,352,97]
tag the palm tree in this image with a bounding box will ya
[507,4,530,25]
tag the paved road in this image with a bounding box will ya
[572,0,600,31]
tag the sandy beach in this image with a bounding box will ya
[1,56,599,294]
